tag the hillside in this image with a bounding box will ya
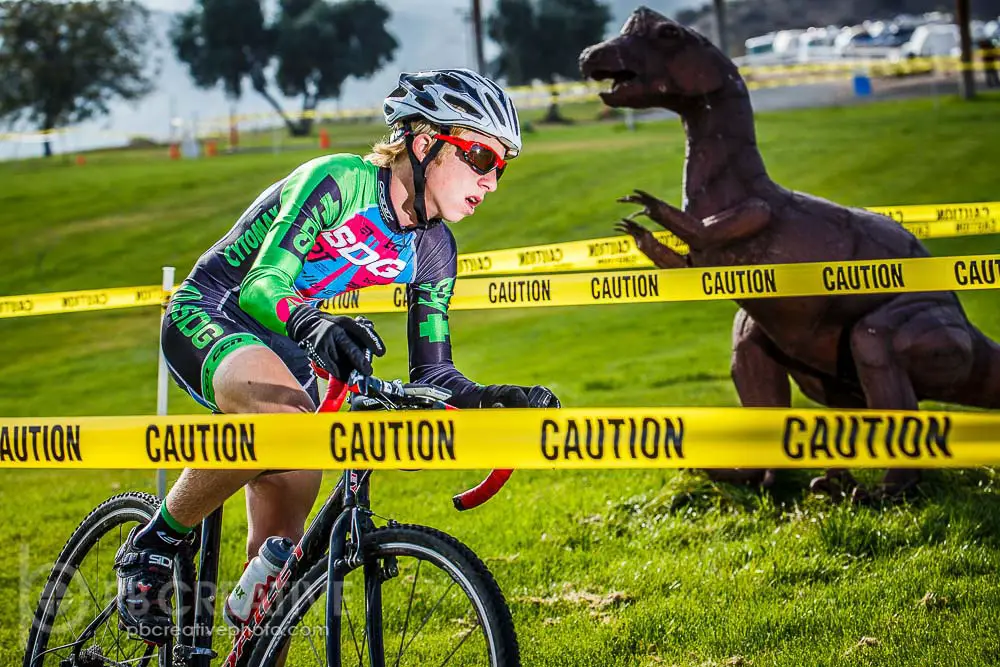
[2,86,1000,667]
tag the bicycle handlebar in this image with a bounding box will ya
[452,469,513,511]
[312,366,512,510]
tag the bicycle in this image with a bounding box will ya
[22,370,520,667]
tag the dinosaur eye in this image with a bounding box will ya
[657,23,682,40]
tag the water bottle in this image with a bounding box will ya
[223,536,293,629]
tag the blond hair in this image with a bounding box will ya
[365,120,465,168]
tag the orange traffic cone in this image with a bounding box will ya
[319,127,331,150]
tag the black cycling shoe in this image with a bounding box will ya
[113,526,177,644]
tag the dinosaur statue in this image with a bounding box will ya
[579,6,1000,502]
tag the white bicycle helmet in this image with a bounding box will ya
[383,68,522,158]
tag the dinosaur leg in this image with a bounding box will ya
[705,309,788,488]
[615,219,690,268]
[848,297,946,504]
[951,328,1000,409]
[618,190,771,249]
[786,370,865,501]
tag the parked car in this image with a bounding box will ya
[796,27,840,62]
[900,23,959,58]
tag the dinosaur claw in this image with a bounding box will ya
[616,218,646,237]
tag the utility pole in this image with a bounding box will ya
[472,0,486,74]
[713,0,728,57]
[955,0,975,100]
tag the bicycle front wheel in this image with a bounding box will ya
[250,524,519,667]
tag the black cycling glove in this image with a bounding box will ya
[477,384,561,408]
[521,385,561,408]
[285,308,385,382]
[478,385,529,408]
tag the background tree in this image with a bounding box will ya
[273,0,398,136]
[487,0,610,121]
[170,0,280,127]
[487,0,538,88]
[0,0,157,157]
[171,0,272,100]
[173,0,396,137]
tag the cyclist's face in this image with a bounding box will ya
[422,129,507,223]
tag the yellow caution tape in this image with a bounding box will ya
[1,199,997,318]
[316,254,1000,314]
[0,407,996,470]
[4,254,1000,319]
[0,285,164,318]
[455,201,1000,276]
[739,50,1000,78]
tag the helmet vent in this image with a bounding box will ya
[416,95,438,111]
[485,96,505,126]
[410,76,433,91]
[439,73,464,90]
[442,93,483,119]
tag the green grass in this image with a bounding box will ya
[3,93,1000,665]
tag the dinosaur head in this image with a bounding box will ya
[579,6,738,111]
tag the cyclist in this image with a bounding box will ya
[115,68,561,643]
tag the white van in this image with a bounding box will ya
[797,28,839,62]
[738,30,803,65]
[901,24,959,58]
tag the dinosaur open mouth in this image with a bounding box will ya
[588,69,638,104]
[590,69,636,92]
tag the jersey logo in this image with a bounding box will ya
[279,175,343,256]
[309,225,406,279]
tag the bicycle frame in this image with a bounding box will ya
[176,370,512,667]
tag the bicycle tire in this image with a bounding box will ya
[21,492,190,667]
[250,523,520,667]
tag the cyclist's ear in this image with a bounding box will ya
[410,133,435,162]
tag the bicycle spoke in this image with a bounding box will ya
[394,559,421,667]
[437,617,481,667]
[99,611,114,654]
[342,590,365,665]
[111,618,128,662]
[51,578,88,655]
[306,632,324,666]
[360,584,369,667]
[399,578,456,659]
[61,612,86,657]
[96,533,100,618]
[76,568,104,615]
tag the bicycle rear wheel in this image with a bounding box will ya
[250,524,519,667]
[21,492,192,667]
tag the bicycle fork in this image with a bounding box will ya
[327,471,396,667]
